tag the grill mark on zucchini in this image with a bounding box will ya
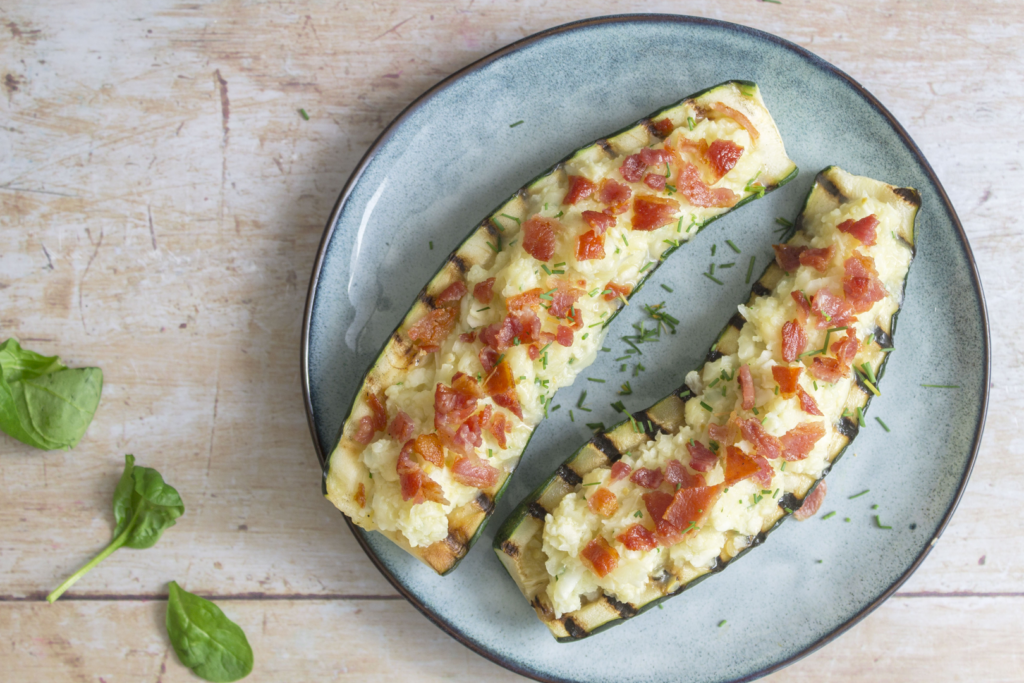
[750,281,772,298]
[893,186,922,207]
[484,220,502,241]
[500,539,519,559]
[837,416,860,439]
[637,118,659,137]
[563,617,587,640]
[818,175,848,203]
[595,139,615,156]
[605,594,639,619]
[474,492,495,514]
[591,432,623,462]
[727,312,747,331]
[778,491,802,512]
[705,348,724,363]
[556,464,583,487]
[448,253,470,275]
[528,501,548,520]
[635,411,660,441]
[873,326,894,350]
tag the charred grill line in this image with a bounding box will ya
[837,416,860,439]
[563,617,587,639]
[893,186,922,207]
[750,281,772,298]
[556,464,583,487]
[527,501,548,520]
[604,594,639,619]
[591,432,623,463]
[727,312,747,331]
[500,539,519,558]
[817,173,848,203]
[448,253,469,275]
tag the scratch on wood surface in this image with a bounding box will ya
[302,14,323,47]
[147,205,157,250]
[206,352,221,478]
[374,16,414,41]
[41,244,54,270]
[213,69,230,145]
[78,228,104,335]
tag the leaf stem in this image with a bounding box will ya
[47,508,138,603]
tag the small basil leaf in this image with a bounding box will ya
[0,338,103,450]
[48,456,184,603]
[166,581,254,682]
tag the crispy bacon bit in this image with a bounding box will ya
[653,117,674,136]
[485,361,523,420]
[630,467,664,489]
[843,253,887,313]
[782,320,808,363]
[706,139,743,178]
[478,346,498,374]
[408,307,458,352]
[677,163,738,208]
[643,173,667,191]
[479,309,541,351]
[580,536,619,577]
[793,480,827,521]
[791,290,811,322]
[582,210,615,234]
[641,491,675,537]
[799,246,834,272]
[810,356,846,383]
[388,411,416,442]
[751,453,773,488]
[738,365,755,410]
[448,405,490,457]
[452,456,500,488]
[811,288,856,328]
[412,433,445,467]
[666,459,705,489]
[741,418,783,461]
[632,194,680,231]
[617,523,658,551]
[663,485,721,535]
[527,344,540,361]
[473,277,495,304]
[459,332,476,344]
[435,281,468,307]
[434,374,480,433]
[564,175,597,205]
[602,281,632,302]
[598,179,632,209]
[640,148,672,167]
[353,417,376,445]
[773,244,804,272]
[772,365,802,398]
[575,229,605,262]
[837,215,879,246]
[723,446,758,486]
[556,325,574,348]
[548,285,584,319]
[487,412,508,449]
[708,101,760,141]
[797,385,823,416]
[781,422,827,462]
[620,154,646,183]
[507,288,542,312]
[355,483,366,508]
[397,444,449,505]
[522,216,558,262]
[686,440,718,472]
[708,421,737,446]
[610,460,632,482]
[588,487,619,517]
[831,328,860,366]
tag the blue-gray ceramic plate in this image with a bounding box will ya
[302,14,988,683]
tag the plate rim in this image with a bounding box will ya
[300,13,990,682]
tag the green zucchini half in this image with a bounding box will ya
[492,166,921,640]
[325,80,797,575]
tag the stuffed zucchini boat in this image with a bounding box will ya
[324,80,797,574]
[493,166,920,639]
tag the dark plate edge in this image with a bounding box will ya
[299,13,991,683]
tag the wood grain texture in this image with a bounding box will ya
[1,0,1022,680]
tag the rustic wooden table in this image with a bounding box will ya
[2,1,1020,680]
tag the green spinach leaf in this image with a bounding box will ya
[166,581,254,682]
[47,455,184,602]
[0,338,103,450]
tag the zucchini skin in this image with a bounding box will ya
[324,80,798,575]
[493,166,921,639]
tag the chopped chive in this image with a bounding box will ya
[921,384,960,388]
[486,240,500,253]
[611,401,626,413]
[541,264,552,275]
[700,401,713,412]
[703,273,724,285]
[745,255,756,283]
[577,390,587,408]
[856,407,866,427]
[588,287,600,297]
[509,120,524,128]
[621,234,629,247]
[709,263,715,275]
[875,417,890,432]
[775,217,792,228]
[586,422,605,431]
[781,462,786,471]
[569,409,574,422]
[880,347,895,352]
[554,211,564,218]
[821,511,836,520]
[661,284,674,293]
[676,217,683,233]
[633,510,643,518]
[639,262,653,273]
[687,116,695,131]
[813,380,818,390]
[718,262,735,269]
[588,378,606,383]
[500,213,521,226]
[429,241,434,250]
[861,362,877,384]
[726,239,741,254]
[875,515,892,530]
[783,507,793,514]
[844,517,851,522]
[476,307,490,312]
[849,489,869,499]
[872,504,879,510]
[581,482,600,487]
[711,244,717,257]
[619,381,633,395]
[299,108,310,120]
